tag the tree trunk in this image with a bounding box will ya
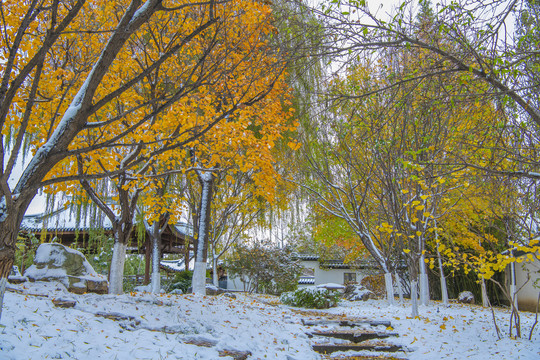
[109,240,128,294]
[395,272,404,303]
[384,272,394,305]
[419,254,430,306]
[510,258,518,311]
[192,171,213,295]
[144,237,151,285]
[481,278,489,307]
[150,221,161,294]
[409,261,419,317]
[411,279,419,317]
[0,196,34,322]
[212,246,219,287]
[437,248,449,305]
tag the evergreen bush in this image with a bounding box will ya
[280,287,340,309]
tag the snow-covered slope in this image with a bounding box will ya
[1,281,539,359]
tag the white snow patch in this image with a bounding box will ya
[316,283,345,290]
[24,266,68,280]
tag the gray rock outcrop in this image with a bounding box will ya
[24,243,108,294]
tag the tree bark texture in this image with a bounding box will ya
[192,172,213,294]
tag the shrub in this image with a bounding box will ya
[226,241,303,295]
[280,287,341,309]
[168,270,193,293]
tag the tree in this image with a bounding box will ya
[206,170,266,287]
[315,0,540,177]
[0,0,290,316]
[67,0,290,294]
[226,240,303,294]
[299,32,506,314]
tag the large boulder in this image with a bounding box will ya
[24,243,108,294]
[343,284,376,301]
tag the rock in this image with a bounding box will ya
[184,336,218,347]
[343,284,375,301]
[458,291,475,304]
[218,349,252,360]
[87,277,108,294]
[223,292,236,299]
[317,283,346,292]
[8,265,28,284]
[205,284,226,296]
[52,297,77,308]
[170,288,183,295]
[24,243,108,294]
[68,277,87,294]
[134,284,151,293]
[187,284,226,295]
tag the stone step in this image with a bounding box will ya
[302,319,392,328]
[312,343,404,354]
[308,330,399,343]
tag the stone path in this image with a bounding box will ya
[292,309,407,359]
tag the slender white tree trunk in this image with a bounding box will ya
[192,171,212,295]
[384,272,394,305]
[411,279,419,317]
[419,255,430,306]
[395,272,404,303]
[437,248,449,305]
[150,225,161,293]
[109,241,127,294]
[510,260,518,311]
[481,278,489,307]
[212,247,219,287]
[192,261,207,294]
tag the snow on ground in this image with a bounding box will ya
[323,299,540,360]
[1,281,539,359]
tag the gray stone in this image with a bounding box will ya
[458,291,475,304]
[8,265,28,284]
[343,284,376,301]
[24,243,108,294]
[205,284,226,296]
[52,297,77,308]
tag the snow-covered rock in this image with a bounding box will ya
[343,284,375,301]
[187,283,226,295]
[316,283,346,291]
[134,284,165,293]
[8,265,28,284]
[458,291,475,304]
[206,284,226,295]
[24,243,108,294]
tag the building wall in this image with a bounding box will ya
[300,260,370,286]
[515,258,540,312]
[226,275,247,292]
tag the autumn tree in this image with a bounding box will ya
[299,21,509,313]
[313,0,540,176]
[0,0,291,316]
